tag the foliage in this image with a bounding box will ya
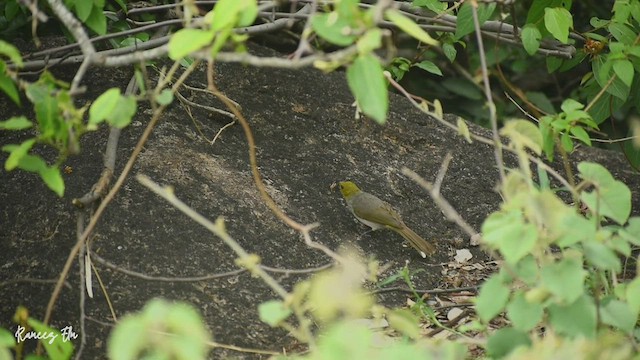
[0,41,136,196]
[0,0,639,359]
[1,306,75,360]
[388,1,640,167]
[476,118,640,355]
[107,299,211,360]
[258,250,467,359]
[0,39,136,197]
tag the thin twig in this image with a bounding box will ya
[136,174,320,348]
[91,252,247,282]
[136,175,291,298]
[372,285,478,295]
[0,278,72,289]
[402,164,478,239]
[386,72,578,199]
[471,1,505,185]
[205,61,341,262]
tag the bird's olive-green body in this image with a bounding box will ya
[338,181,436,257]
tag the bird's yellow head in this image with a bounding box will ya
[338,181,361,199]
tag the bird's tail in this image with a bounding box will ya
[396,226,436,257]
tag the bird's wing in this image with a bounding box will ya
[351,193,404,229]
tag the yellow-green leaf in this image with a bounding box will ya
[385,9,439,46]
[168,29,215,60]
[346,54,388,124]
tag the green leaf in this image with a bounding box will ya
[258,300,292,327]
[560,98,584,112]
[454,2,474,40]
[0,116,32,130]
[4,139,35,170]
[311,13,357,46]
[578,162,632,224]
[107,312,149,360]
[546,56,563,73]
[536,163,551,191]
[560,131,574,152]
[580,160,622,189]
[583,241,621,272]
[527,91,556,114]
[454,2,495,40]
[442,41,457,62]
[539,117,556,161]
[210,0,258,30]
[385,9,439,46]
[633,1,640,24]
[613,59,634,88]
[0,70,20,105]
[620,217,640,246]
[235,0,258,27]
[0,40,24,67]
[111,0,127,11]
[75,0,93,22]
[316,323,372,359]
[387,309,421,339]
[39,166,65,197]
[89,88,120,128]
[27,84,59,138]
[413,0,447,13]
[85,4,106,35]
[500,119,543,154]
[613,1,632,23]
[13,153,47,173]
[356,29,382,54]
[441,77,483,100]
[486,328,531,358]
[544,7,573,43]
[593,58,630,100]
[622,134,640,169]
[168,29,215,60]
[209,28,232,57]
[548,295,597,338]
[609,233,631,256]
[521,24,542,55]
[514,255,539,285]
[557,212,596,247]
[526,0,571,24]
[108,299,210,360]
[346,54,388,124]
[506,291,544,331]
[475,274,510,322]
[481,210,538,265]
[457,117,471,143]
[609,22,636,45]
[626,277,640,315]
[156,89,174,106]
[600,299,636,333]
[107,95,137,128]
[569,126,591,146]
[540,257,586,304]
[4,1,20,20]
[0,327,15,348]
[414,60,442,76]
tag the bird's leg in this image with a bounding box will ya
[356,228,376,241]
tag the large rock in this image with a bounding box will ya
[1,43,638,358]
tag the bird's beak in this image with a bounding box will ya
[330,182,338,191]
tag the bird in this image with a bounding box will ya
[337,181,436,258]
